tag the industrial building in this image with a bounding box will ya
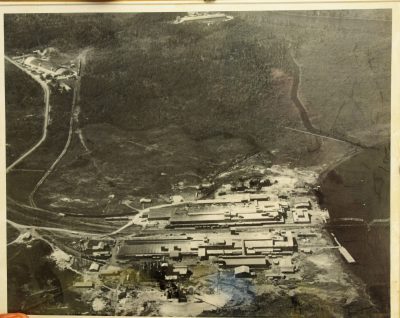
[173,265,189,276]
[294,201,312,210]
[89,262,100,272]
[147,200,287,228]
[23,56,75,78]
[73,281,94,288]
[219,256,270,268]
[147,208,174,221]
[234,266,254,278]
[117,239,198,259]
[116,231,295,263]
[293,210,311,223]
[279,258,296,273]
[244,231,296,255]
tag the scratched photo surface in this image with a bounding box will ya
[5,11,391,316]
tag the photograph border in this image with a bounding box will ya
[0,1,398,317]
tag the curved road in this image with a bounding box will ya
[28,50,89,207]
[5,56,51,173]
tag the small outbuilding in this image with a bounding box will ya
[165,275,178,281]
[171,195,184,204]
[74,281,94,288]
[234,266,252,278]
[89,262,100,272]
[173,265,188,276]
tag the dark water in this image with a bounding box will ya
[319,144,390,315]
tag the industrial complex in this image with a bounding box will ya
[6,47,360,314]
[52,163,361,315]
[11,49,78,93]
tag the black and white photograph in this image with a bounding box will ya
[2,7,395,317]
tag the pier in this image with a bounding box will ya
[331,233,356,264]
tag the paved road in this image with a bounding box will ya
[5,56,51,173]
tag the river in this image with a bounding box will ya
[318,143,390,314]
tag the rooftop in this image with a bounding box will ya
[219,256,269,267]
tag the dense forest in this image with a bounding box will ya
[5,61,44,166]
[6,13,297,149]
[5,11,391,159]
[5,13,123,53]
[79,15,293,142]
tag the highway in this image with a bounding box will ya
[5,56,51,173]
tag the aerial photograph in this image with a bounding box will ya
[4,10,391,317]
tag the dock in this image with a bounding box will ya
[331,233,356,264]
[338,246,356,263]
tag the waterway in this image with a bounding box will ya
[318,143,390,315]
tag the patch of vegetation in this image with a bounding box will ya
[5,61,44,166]
[5,13,123,54]
[7,240,86,314]
[243,11,391,144]
[6,223,20,243]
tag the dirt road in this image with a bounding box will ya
[5,56,51,173]
[28,49,90,207]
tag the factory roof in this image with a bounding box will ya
[279,258,296,273]
[198,248,206,257]
[89,262,100,272]
[24,56,73,76]
[173,265,188,275]
[234,265,250,275]
[117,241,195,257]
[170,213,225,223]
[249,193,270,201]
[165,275,178,281]
[219,256,269,267]
[169,250,181,258]
[147,209,173,220]
[74,281,94,288]
[293,210,310,223]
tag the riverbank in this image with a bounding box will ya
[318,143,390,315]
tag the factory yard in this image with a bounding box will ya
[8,163,375,316]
